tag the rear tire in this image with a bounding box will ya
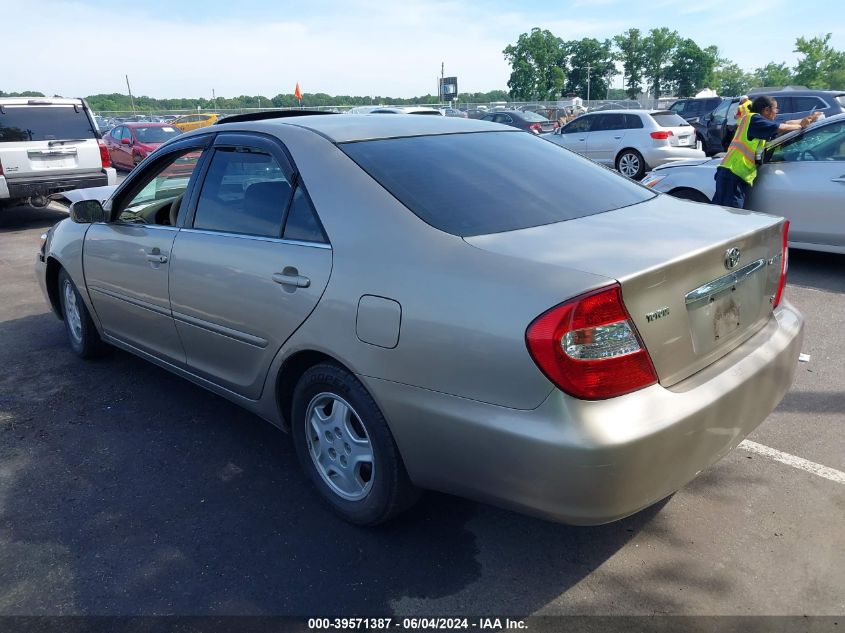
[291,363,420,525]
[616,149,646,180]
[670,188,710,203]
[58,269,107,359]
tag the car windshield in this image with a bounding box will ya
[651,112,690,127]
[0,105,97,142]
[340,131,655,237]
[520,111,550,122]
[133,126,181,143]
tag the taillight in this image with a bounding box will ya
[773,220,789,308]
[650,130,674,140]
[529,123,541,134]
[98,140,111,168]
[526,284,658,400]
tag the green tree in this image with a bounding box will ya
[752,62,793,88]
[642,27,680,98]
[711,61,752,96]
[793,33,845,89]
[503,28,568,100]
[613,28,645,99]
[667,39,719,97]
[564,38,616,100]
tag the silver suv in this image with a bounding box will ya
[0,98,116,209]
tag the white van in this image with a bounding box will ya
[0,98,116,208]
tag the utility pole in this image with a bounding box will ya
[441,61,445,104]
[125,75,136,115]
[212,88,217,112]
[586,63,591,103]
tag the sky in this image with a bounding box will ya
[2,0,843,99]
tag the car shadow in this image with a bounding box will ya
[0,204,67,234]
[788,249,845,294]
[0,312,714,617]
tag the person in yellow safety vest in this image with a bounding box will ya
[712,95,821,208]
[735,95,751,120]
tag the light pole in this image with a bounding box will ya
[586,63,592,103]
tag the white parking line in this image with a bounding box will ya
[740,440,845,485]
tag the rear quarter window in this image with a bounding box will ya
[340,131,655,237]
[0,105,97,142]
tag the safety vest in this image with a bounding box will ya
[720,113,766,185]
[737,100,751,118]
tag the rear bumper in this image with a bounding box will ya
[642,146,707,169]
[369,302,803,524]
[1,169,116,200]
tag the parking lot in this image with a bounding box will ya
[0,199,842,618]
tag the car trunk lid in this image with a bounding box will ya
[464,194,786,387]
[650,110,697,148]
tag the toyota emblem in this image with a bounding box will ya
[724,247,741,269]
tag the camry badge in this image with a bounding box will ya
[646,307,670,323]
[724,247,741,270]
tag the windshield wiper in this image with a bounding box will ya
[48,139,87,146]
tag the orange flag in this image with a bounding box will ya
[294,82,302,101]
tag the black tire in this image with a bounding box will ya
[670,188,710,203]
[291,363,419,525]
[616,149,646,180]
[58,269,107,359]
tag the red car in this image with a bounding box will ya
[103,122,181,170]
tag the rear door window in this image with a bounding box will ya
[791,96,827,112]
[340,131,654,237]
[193,148,293,238]
[624,113,644,129]
[0,105,97,142]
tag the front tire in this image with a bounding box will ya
[291,363,419,525]
[616,149,646,180]
[58,269,106,359]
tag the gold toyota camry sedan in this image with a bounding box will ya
[37,112,803,525]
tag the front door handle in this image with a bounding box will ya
[145,248,168,264]
[614,136,622,139]
[832,177,845,183]
[272,272,310,288]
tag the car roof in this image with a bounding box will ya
[216,113,517,143]
[0,97,85,106]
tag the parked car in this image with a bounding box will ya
[103,122,182,170]
[668,97,732,155]
[172,113,221,132]
[440,107,467,118]
[0,97,116,209]
[642,113,845,254]
[548,109,705,179]
[368,107,444,116]
[479,109,558,134]
[38,113,802,526]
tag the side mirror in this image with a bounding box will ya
[121,137,131,145]
[69,199,106,224]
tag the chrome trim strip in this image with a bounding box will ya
[172,310,269,348]
[179,228,331,249]
[88,286,171,317]
[685,258,768,307]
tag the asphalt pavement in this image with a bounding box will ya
[0,202,842,617]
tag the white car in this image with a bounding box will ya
[0,97,116,209]
[369,106,444,116]
[642,113,845,254]
[546,109,705,179]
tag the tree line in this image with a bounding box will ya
[503,29,845,100]
[0,90,512,113]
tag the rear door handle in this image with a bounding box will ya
[613,136,622,139]
[832,177,845,183]
[146,254,168,263]
[272,272,310,288]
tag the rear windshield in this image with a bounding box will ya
[133,126,181,143]
[0,105,97,143]
[521,111,550,122]
[650,112,690,128]
[340,131,655,237]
